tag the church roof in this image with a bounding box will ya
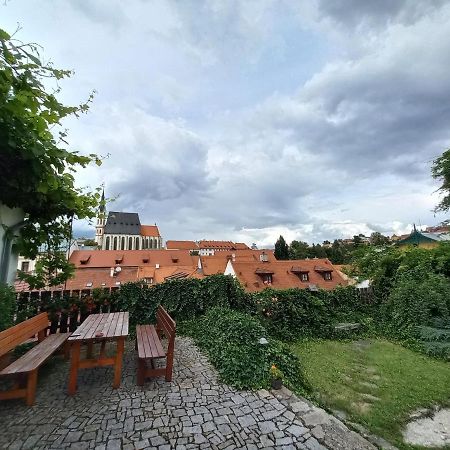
[104,212,141,235]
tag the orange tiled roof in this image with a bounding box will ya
[69,249,197,268]
[65,267,139,290]
[231,258,348,292]
[140,225,160,237]
[234,242,250,250]
[198,240,235,249]
[166,240,199,250]
[200,249,275,275]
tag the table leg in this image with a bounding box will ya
[113,337,125,389]
[68,341,81,395]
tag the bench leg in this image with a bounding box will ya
[137,359,145,386]
[26,369,38,406]
[165,355,173,382]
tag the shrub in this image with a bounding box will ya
[252,288,333,341]
[113,275,251,331]
[183,307,308,392]
[384,274,450,339]
[0,283,15,331]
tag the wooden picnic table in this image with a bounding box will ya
[67,312,129,395]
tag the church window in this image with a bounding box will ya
[135,237,140,250]
[121,237,125,250]
[105,236,110,250]
[129,237,133,249]
[113,237,117,251]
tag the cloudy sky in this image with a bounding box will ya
[3,0,450,246]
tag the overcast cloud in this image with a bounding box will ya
[3,0,449,247]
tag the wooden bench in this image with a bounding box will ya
[0,313,70,405]
[136,305,176,385]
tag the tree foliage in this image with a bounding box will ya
[432,148,450,213]
[0,28,101,287]
[274,235,289,260]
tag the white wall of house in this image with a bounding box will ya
[0,204,25,285]
[224,260,236,277]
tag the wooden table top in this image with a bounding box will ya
[68,312,129,342]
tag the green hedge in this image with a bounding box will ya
[182,307,308,391]
[0,283,15,331]
[113,275,248,331]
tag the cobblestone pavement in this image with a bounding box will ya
[0,337,375,450]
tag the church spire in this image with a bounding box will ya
[99,185,106,213]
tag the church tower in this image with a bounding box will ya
[95,187,106,247]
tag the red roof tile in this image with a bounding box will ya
[231,258,348,292]
[140,225,160,237]
[166,240,199,250]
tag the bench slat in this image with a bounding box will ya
[0,333,71,375]
[0,313,48,357]
[136,325,165,359]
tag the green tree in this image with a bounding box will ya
[432,148,450,213]
[370,232,389,246]
[0,28,101,288]
[289,240,309,259]
[274,235,289,260]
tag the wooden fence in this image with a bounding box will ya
[14,288,120,334]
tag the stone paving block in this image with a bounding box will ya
[0,337,377,450]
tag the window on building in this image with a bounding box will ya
[324,272,332,281]
[263,274,272,284]
[113,237,117,251]
[129,237,133,250]
[300,273,309,282]
[21,261,30,273]
[105,236,110,250]
[121,237,125,250]
[135,237,140,250]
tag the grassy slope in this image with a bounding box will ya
[292,339,450,450]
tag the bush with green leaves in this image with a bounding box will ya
[252,288,333,341]
[182,307,308,392]
[112,275,250,331]
[0,283,15,331]
[384,274,450,339]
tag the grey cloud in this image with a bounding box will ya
[316,0,447,29]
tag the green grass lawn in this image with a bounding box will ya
[292,339,450,450]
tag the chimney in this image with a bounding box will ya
[155,263,160,269]
[110,267,115,277]
[232,253,236,262]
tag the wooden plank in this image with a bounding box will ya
[113,312,125,338]
[136,325,149,359]
[0,333,71,375]
[80,314,104,341]
[121,312,129,337]
[99,313,115,337]
[0,313,49,356]
[78,357,115,368]
[0,388,27,401]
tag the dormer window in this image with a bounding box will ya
[263,274,272,284]
[255,267,274,285]
[80,255,91,265]
[291,266,309,282]
[115,254,123,264]
[314,265,333,281]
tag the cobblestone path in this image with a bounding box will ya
[0,337,375,450]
